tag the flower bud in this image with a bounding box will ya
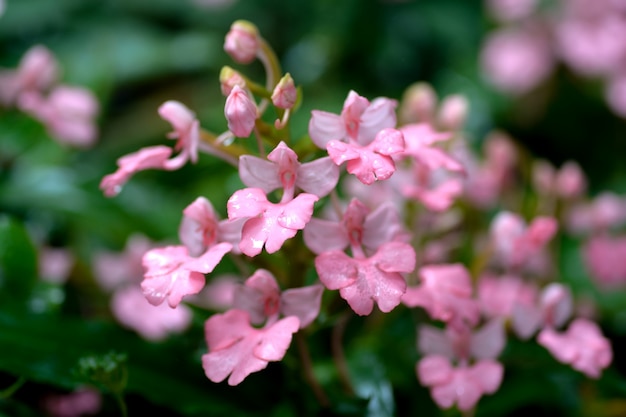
[271,73,297,109]
[223,20,260,64]
[224,85,257,137]
[437,94,468,130]
[555,161,586,199]
[219,66,246,96]
[399,82,437,124]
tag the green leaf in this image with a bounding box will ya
[0,215,38,309]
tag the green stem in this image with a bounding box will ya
[295,332,330,408]
[332,312,355,396]
[0,376,25,399]
[114,392,128,417]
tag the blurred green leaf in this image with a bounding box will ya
[0,215,37,310]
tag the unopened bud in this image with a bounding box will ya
[556,161,586,199]
[224,20,260,64]
[399,82,437,124]
[438,94,469,131]
[224,85,257,137]
[219,66,246,96]
[271,73,297,109]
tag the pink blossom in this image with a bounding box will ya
[490,211,557,269]
[398,82,438,124]
[402,263,480,326]
[401,164,464,212]
[417,355,504,411]
[480,26,554,95]
[158,100,200,165]
[43,388,101,417]
[309,90,398,148]
[238,141,339,199]
[398,123,463,173]
[0,45,59,105]
[315,242,415,315]
[538,318,612,378]
[556,161,586,199]
[303,198,407,255]
[566,192,626,234]
[486,0,538,22]
[111,286,192,341]
[190,274,240,311]
[39,247,74,284]
[326,127,405,185]
[100,101,201,196]
[233,269,323,328]
[227,187,318,256]
[100,146,174,197]
[582,235,626,289]
[223,20,260,64]
[202,309,299,385]
[418,319,506,362]
[141,243,231,308]
[93,234,153,291]
[18,85,99,147]
[179,197,244,256]
[478,274,538,319]
[437,95,469,131]
[219,66,247,96]
[225,85,257,137]
[606,74,626,118]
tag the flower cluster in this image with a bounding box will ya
[97,19,615,413]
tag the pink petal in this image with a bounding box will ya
[308,110,346,148]
[315,251,359,290]
[418,325,455,359]
[417,355,454,387]
[253,316,300,361]
[281,284,324,328]
[470,318,506,360]
[357,97,398,145]
[303,218,349,255]
[296,156,340,198]
[238,155,281,193]
[470,360,504,394]
[227,188,268,220]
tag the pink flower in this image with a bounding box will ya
[315,241,415,315]
[326,127,405,185]
[141,243,231,308]
[111,286,192,341]
[202,309,299,385]
[39,247,74,284]
[417,355,504,411]
[43,388,102,417]
[225,85,257,137]
[18,85,99,147]
[398,123,462,172]
[402,263,480,326]
[478,274,538,319]
[233,269,323,328]
[238,141,339,199]
[223,20,260,64]
[437,95,469,131]
[158,100,200,165]
[0,45,59,105]
[480,26,554,95]
[309,91,404,184]
[582,235,626,289]
[303,198,407,255]
[100,146,174,197]
[537,318,612,378]
[190,274,240,311]
[219,66,247,96]
[486,0,538,22]
[227,187,318,256]
[400,164,464,212]
[606,74,626,118]
[567,192,626,234]
[179,197,244,256]
[100,101,200,196]
[93,234,153,291]
[490,211,557,269]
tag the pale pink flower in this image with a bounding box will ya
[18,85,99,147]
[190,274,240,311]
[398,123,462,173]
[486,0,538,22]
[555,161,586,199]
[100,101,200,196]
[437,95,469,131]
[315,241,415,316]
[325,127,405,185]
[490,211,557,269]
[309,90,398,147]
[567,192,626,234]
[141,243,232,308]
[0,45,59,105]
[478,274,538,319]
[481,26,554,95]
[43,388,101,417]
[418,319,507,362]
[303,198,407,256]
[417,355,504,411]
[225,85,257,137]
[537,318,612,378]
[238,141,339,199]
[111,286,192,341]
[179,196,244,256]
[93,234,153,291]
[233,269,323,328]
[402,263,480,326]
[202,309,299,385]
[100,146,174,197]
[606,73,626,118]
[223,20,260,64]
[582,235,626,289]
[400,164,464,212]
[399,82,438,124]
[39,247,74,284]
[227,188,318,256]
[158,100,200,165]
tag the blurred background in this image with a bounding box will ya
[1,0,626,416]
